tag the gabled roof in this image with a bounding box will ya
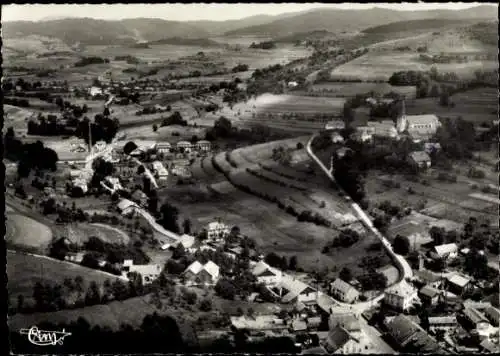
[329,311,360,332]
[419,285,440,299]
[386,315,422,346]
[291,319,307,331]
[485,306,500,320]
[406,114,440,126]
[386,279,416,298]
[480,339,500,353]
[434,243,458,257]
[252,261,281,278]
[326,326,355,353]
[408,151,431,163]
[203,260,220,279]
[447,273,471,288]
[185,261,204,275]
[128,264,162,276]
[415,269,442,283]
[117,199,137,211]
[330,278,359,296]
[428,316,457,325]
[280,276,315,303]
[463,307,489,325]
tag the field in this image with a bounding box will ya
[7,251,123,305]
[6,214,53,251]
[309,82,417,98]
[405,87,498,124]
[65,223,130,245]
[173,138,395,277]
[331,52,497,81]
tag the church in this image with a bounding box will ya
[396,101,441,142]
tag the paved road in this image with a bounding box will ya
[306,134,414,314]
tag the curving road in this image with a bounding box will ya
[306,134,413,313]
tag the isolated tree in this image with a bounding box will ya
[288,256,298,271]
[152,124,158,132]
[123,141,138,155]
[339,267,352,282]
[84,281,101,306]
[393,235,411,255]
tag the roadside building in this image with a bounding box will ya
[124,264,162,285]
[419,285,441,306]
[413,269,443,288]
[329,311,361,334]
[183,260,220,286]
[64,252,85,264]
[431,243,458,261]
[446,273,472,296]
[462,307,491,331]
[367,120,398,138]
[251,261,283,286]
[306,316,322,330]
[131,189,148,208]
[384,280,418,311]
[428,316,458,333]
[483,306,500,326]
[330,278,360,303]
[407,151,432,170]
[291,319,308,333]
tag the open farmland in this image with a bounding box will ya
[308,82,417,98]
[65,223,130,246]
[331,52,497,81]
[405,87,498,124]
[6,214,53,252]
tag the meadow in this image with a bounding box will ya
[6,214,53,251]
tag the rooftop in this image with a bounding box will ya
[386,279,416,298]
[325,326,356,353]
[330,278,359,296]
[408,151,431,163]
[446,273,471,288]
[434,243,458,257]
[428,316,457,325]
[463,307,489,325]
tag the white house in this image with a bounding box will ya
[123,263,162,285]
[152,160,169,180]
[325,120,346,131]
[384,280,418,311]
[288,81,299,88]
[330,278,360,304]
[396,101,441,140]
[431,243,458,261]
[251,261,283,286]
[89,86,103,97]
[207,221,231,241]
[162,234,196,251]
[407,151,432,170]
[183,260,220,285]
[367,120,399,139]
[428,316,458,333]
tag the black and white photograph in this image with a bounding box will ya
[3,2,499,354]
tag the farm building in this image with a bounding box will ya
[64,252,85,264]
[230,315,288,331]
[385,315,444,354]
[407,151,431,170]
[328,311,361,333]
[251,261,283,286]
[384,280,418,312]
[183,260,220,286]
[329,278,360,304]
[89,86,103,97]
[123,263,162,285]
[351,126,375,142]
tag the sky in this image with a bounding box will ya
[2,3,496,22]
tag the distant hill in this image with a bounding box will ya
[2,17,209,45]
[464,21,499,46]
[147,37,222,47]
[274,30,335,43]
[224,5,498,37]
[362,19,485,34]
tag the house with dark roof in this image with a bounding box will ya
[419,285,441,305]
[330,278,360,303]
[324,326,363,354]
[446,273,472,296]
[462,307,491,331]
[329,311,361,333]
[483,306,500,326]
[428,316,458,333]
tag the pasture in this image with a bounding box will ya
[331,52,497,81]
[7,251,122,305]
[65,223,130,246]
[6,214,53,251]
[405,87,498,124]
[309,82,417,98]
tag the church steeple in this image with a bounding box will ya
[396,98,407,133]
